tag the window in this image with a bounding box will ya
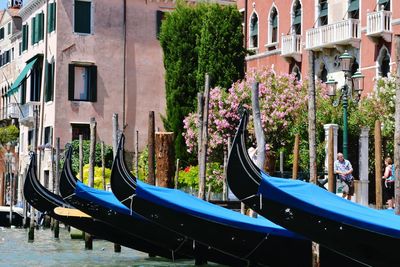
[28,130,34,148]
[30,65,42,102]
[44,126,53,145]
[249,13,258,48]
[348,0,359,19]
[22,24,28,51]
[7,22,11,35]
[156,10,165,39]
[48,2,56,33]
[269,7,278,44]
[31,13,44,45]
[74,0,92,34]
[292,0,302,34]
[378,47,390,77]
[378,0,390,11]
[319,64,328,83]
[45,61,55,102]
[0,27,4,39]
[68,64,97,102]
[292,65,301,81]
[319,0,328,26]
[71,124,90,140]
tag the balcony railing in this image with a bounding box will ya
[281,34,302,62]
[366,10,392,42]
[0,103,20,121]
[19,102,40,127]
[306,19,360,50]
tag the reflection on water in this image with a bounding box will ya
[0,227,217,267]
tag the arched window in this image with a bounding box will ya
[378,47,390,77]
[292,65,301,81]
[348,0,359,19]
[249,13,258,48]
[269,7,278,44]
[292,0,302,34]
[319,0,328,26]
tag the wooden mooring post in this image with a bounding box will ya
[148,111,156,186]
[85,118,96,250]
[112,113,122,253]
[328,127,335,193]
[79,135,83,181]
[54,137,60,238]
[375,120,383,209]
[155,132,175,188]
[292,134,300,180]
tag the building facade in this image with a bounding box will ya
[237,0,399,92]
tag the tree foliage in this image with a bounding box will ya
[159,1,246,162]
[68,140,113,175]
[0,125,19,145]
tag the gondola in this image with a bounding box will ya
[23,153,177,259]
[60,146,246,265]
[227,110,400,267]
[111,135,312,267]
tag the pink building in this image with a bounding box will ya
[237,0,399,94]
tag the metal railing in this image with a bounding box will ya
[281,34,302,57]
[19,102,40,125]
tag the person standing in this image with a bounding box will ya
[334,153,354,200]
[382,157,395,209]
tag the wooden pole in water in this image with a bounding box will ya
[111,114,122,253]
[155,132,175,188]
[101,142,106,190]
[328,127,335,193]
[79,135,83,181]
[174,159,180,189]
[198,74,210,200]
[85,117,96,249]
[292,134,300,179]
[135,130,139,178]
[375,120,383,209]
[54,137,60,238]
[148,111,156,185]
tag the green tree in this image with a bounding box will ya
[159,1,245,162]
[68,140,113,175]
[0,125,19,145]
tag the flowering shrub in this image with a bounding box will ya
[184,67,308,158]
[178,162,224,193]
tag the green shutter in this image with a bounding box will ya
[25,25,29,50]
[272,14,278,28]
[31,17,36,45]
[74,1,91,34]
[48,3,56,32]
[89,65,97,102]
[38,13,44,41]
[68,64,75,101]
[156,10,164,39]
[45,62,54,102]
[348,0,359,12]
[22,25,26,50]
[319,1,328,17]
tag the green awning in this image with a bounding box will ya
[6,58,37,96]
[348,0,359,12]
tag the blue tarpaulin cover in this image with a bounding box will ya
[136,180,303,238]
[75,181,140,218]
[258,173,400,238]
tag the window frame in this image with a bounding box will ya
[268,6,279,46]
[73,0,93,35]
[68,63,97,102]
[249,12,259,49]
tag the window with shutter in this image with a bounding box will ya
[319,0,328,26]
[38,13,44,41]
[74,0,92,34]
[0,27,4,39]
[348,0,359,19]
[156,10,164,39]
[45,62,54,102]
[249,13,258,48]
[48,3,56,33]
[68,64,97,102]
[293,0,301,34]
[269,8,278,44]
[31,17,36,45]
[378,0,390,11]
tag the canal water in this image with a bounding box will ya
[0,227,220,267]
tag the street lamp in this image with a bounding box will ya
[326,51,365,160]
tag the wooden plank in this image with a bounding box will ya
[54,207,92,218]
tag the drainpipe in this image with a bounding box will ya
[123,0,127,128]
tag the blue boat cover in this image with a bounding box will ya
[259,173,400,238]
[136,180,303,238]
[75,181,140,218]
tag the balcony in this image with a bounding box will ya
[281,34,302,62]
[306,19,360,51]
[19,102,40,127]
[366,10,392,43]
[0,103,20,121]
